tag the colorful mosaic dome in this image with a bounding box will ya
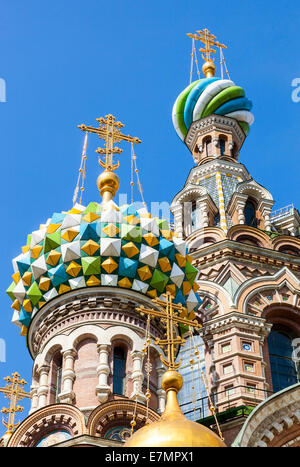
[7,200,201,336]
[172,77,254,141]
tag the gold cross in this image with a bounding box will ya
[78,114,141,171]
[187,28,227,63]
[136,292,201,370]
[0,372,31,434]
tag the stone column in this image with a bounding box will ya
[156,365,166,414]
[58,349,76,404]
[130,350,146,403]
[29,385,38,414]
[258,200,274,232]
[37,364,50,408]
[199,198,209,228]
[172,205,184,239]
[96,344,111,403]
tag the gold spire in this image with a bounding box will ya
[187,28,227,78]
[78,114,141,203]
[124,292,226,447]
[0,372,31,445]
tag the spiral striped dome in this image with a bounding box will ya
[172,77,254,141]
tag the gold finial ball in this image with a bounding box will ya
[1,431,13,447]
[202,61,216,78]
[161,370,183,393]
[97,170,120,199]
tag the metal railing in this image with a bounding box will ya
[270,204,294,221]
[180,385,273,419]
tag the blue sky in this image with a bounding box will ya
[0,0,299,432]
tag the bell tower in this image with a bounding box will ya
[170,29,300,445]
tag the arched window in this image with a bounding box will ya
[244,199,257,228]
[220,138,226,156]
[267,327,299,393]
[56,355,63,402]
[191,200,201,232]
[113,347,126,395]
[204,137,212,157]
[213,212,220,227]
[278,245,300,256]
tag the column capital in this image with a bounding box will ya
[97,343,111,353]
[62,348,77,358]
[38,363,50,375]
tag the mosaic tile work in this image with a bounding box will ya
[220,174,239,207]
[7,201,201,338]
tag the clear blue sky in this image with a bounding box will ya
[0,0,299,432]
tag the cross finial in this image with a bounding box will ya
[0,372,31,438]
[79,114,141,171]
[136,292,201,370]
[78,114,141,203]
[187,28,227,77]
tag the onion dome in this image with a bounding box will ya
[125,369,226,447]
[172,77,254,141]
[7,200,201,336]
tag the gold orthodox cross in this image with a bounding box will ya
[78,114,141,171]
[187,28,227,63]
[136,292,201,370]
[0,372,31,434]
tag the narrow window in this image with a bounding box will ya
[55,355,63,402]
[220,138,226,156]
[191,200,201,232]
[244,200,257,227]
[205,138,212,157]
[268,328,299,393]
[113,347,126,395]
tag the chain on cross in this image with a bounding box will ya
[136,291,202,371]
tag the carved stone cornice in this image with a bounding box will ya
[236,383,300,447]
[191,239,300,274]
[28,288,166,359]
[185,115,245,155]
[199,312,272,340]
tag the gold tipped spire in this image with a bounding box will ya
[78,114,141,203]
[0,372,31,445]
[124,292,226,447]
[187,28,227,78]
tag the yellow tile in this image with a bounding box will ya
[137,265,152,281]
[39,277,51,292]
[122,242,140,258]
[101,257,118,273]
[118,277,132,289]
[66,261,82,277]
[61,228,79,242]
[12,271,20,284]
[81,239,100,256]
[58,284,71,294]
[31,245,43,259]
[22,271,32,287]
[22,299,33,313]
[86,275,100,286]
[102,223,120,237]
[158,257,172,272]
[46,250,62,267]
[82,212,100,223]
[143,233,159,247]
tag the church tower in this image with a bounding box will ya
[170,29,300,445]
